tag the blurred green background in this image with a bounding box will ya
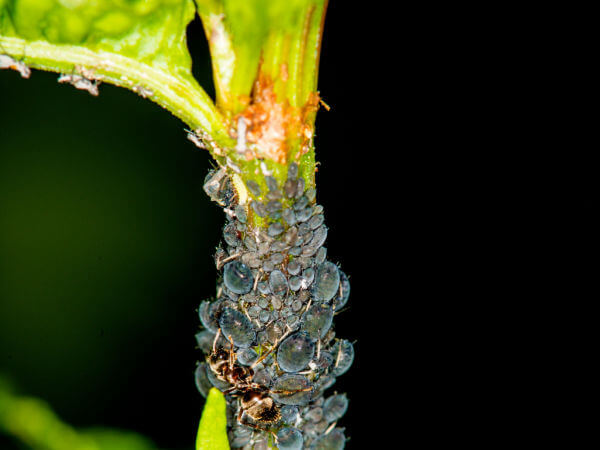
[0,5,364,449]
[0,19,220,449]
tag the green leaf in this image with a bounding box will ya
[196,388,230,450]
[0,374,157,450]
[0,0,230,151]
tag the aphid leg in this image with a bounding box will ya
[268,387,312,395]
[334,340,343,369]
[249,327,293,369]
[212,328,222,353]
[325,421,337,435]
[216,252,240,270]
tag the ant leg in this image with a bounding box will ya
[226,334,236,368]
[222,386,238,395]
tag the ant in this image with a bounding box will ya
[207,328,312,433]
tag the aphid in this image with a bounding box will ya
[287,260,301,276]
[308,214,325,230]
[331,340,354,376]
[259,310,270,323]
[296,207,313,223]
[223,261,254,294]
[218,307,256,348]
[0,54,31,78]
[287,162,299,180]
[133,84,153,98]
[308,224,328,250]
[283,208,297,226]
[310,428,346,450]
[247,305,261,318]
[194,362,212,397]
[312,262,340,302]
[295,178,305,198]
[323,394,348,423]
[229,426,252,448]
[257,281,271,295]
[251,200,267,217]
[267,190,283,202]
[277,331,315,373]
[302,267,316,289]
[302,304,334,341]
[266,199,282,215]
[302,418,329,438]
[237,347,259,366]
[223,222,241,247]
[271,374,313,406]
[271,296,283,310]
[293,195,309,211]
[57,73,100,96]
[280,405,300,425]
[333,270,350,310]
[263,260,275,272]
[289,276,302,291]
[315,247,327,265]
[269,270,289,295]
[265,175,278,192]
[234,204,247,223]
[271,240,288,252]
[304,406,324,423]
[276,427,304,450]
[246,179,261,196]
[203,168,235,207]
[198,299,226,332]
[270,252,284,265]
[284,179,298,198]
[267,222,284,237]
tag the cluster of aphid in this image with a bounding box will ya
[2,53,154,98]
[0,53,31,78]
[195,162,353,449]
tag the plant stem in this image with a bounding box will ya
[0,36,233,159]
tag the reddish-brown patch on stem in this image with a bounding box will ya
[234,74,321,164]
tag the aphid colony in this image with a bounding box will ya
[196,162,353,449]
[0,53,31,78]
